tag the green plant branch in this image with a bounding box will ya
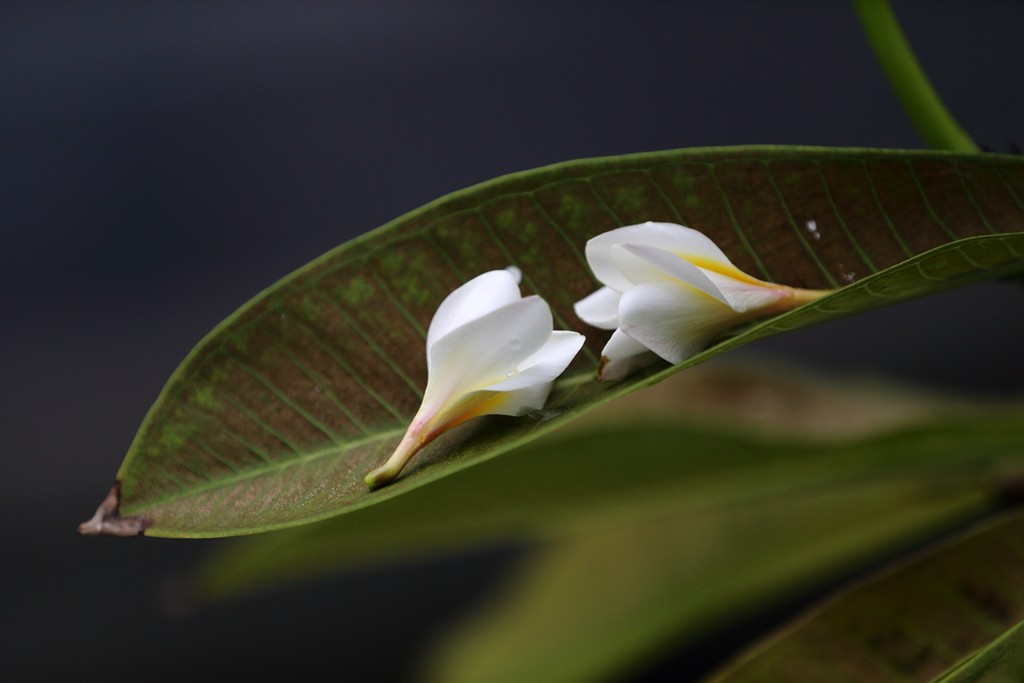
[853,0,978,153]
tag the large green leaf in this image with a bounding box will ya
[83,147,1024,537]
[705,511,1024,683]
[417,458,1024,683]
[193,367,1024,600]
[935,619,1024,683]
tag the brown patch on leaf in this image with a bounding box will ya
[78,482,152,537]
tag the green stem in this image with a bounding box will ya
[853,0,978,152]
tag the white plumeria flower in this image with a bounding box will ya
[365,266,585,488]
[574,222,832,381]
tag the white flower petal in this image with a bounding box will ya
[485,382,554,417]
[574,222,834,382]
[608,244,680,287]
[426,295,552,400]
[638,221,732,260]
[426,269,523,350]
[598,328,659,381]
[586,222,733,289]
[619,243,729,305]
[618,281,738,364]
[703,272,793,313]
[505,265,523,284]
[368,268,586,488]
[573,286,621,330]
[484,330,585,392]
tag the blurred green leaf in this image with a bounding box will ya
[418,449,1024,683]
[193,365,1024,600]
[706,510,1024,683]
[86,148,1024,537]
[934,618,1024,683]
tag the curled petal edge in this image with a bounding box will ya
[573,286,621,330]
[426,269,524,350]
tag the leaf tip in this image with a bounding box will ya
[78,482,152,537]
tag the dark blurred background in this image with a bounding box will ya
[3,2,1022,681]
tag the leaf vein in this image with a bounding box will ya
[179,395,274,465]
[765,161,839,287]
[906,160,957,240]
[815,161,879,273]
[286,314,407,423]
[474,208,579,334]
[206,378,303,455]
[708,164,774,280]
[126,428,403,512]
[307,285,425,400]
[231,354,344,446]
[953,161,997,234]
[263,323,373,435]
[368,267,428,340]
[989,159,1024,216]
[860,160,915,258]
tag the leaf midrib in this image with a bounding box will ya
[123,371,601,515]
[122,426,404,514]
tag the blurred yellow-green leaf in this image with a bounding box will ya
[706,511,1024,683]
[417,468,1024,683]
[934,619,1024,683]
